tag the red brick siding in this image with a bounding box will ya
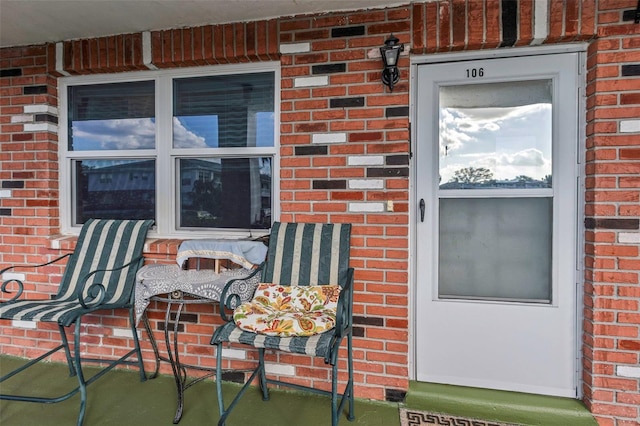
[278,7,412,398]
[0,44,64,358]
[583,1,640,424]
[0,45,59,264]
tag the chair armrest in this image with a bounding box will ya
[334,267,354,338]
[218,263,264,322]
[0,254,72,302]
[76,255,144,309]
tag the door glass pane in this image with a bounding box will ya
[68,81,155,151]
[173,72,275,148]
[74,159,155,223]
[439,80,552,189]
[438,197,552,302]
[178,157,272,229]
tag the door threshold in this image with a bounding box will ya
[403,382,597,426]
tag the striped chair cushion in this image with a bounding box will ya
[0,219,153,326]
[262,222,351,287]
[214,321,336,358]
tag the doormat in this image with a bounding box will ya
[400,408,519,426]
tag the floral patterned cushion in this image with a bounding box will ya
[233,283,341,337]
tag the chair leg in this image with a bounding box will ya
[331,362,339,426]
[258,348,269,401]
[215,343,227,426]
[347,332,355,421]
[58,324,76,377]
[215,343,267,426]
[72,319,88,426]
[330,332,355,425]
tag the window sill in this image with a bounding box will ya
[48,235,183,257]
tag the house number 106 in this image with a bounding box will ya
[466,68,484,78]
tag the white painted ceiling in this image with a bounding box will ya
[0,0,406,48]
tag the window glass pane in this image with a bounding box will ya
[68,81,155,151]
[439,80,552,189]
[74,159,155,224]
[173,73,275,148]
[438,197,552,302]
[179,157,271,229]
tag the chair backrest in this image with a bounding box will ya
[56,219,153,304]
[262,222,351,287]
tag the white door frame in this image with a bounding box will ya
[408,43,587,396]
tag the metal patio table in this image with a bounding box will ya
[134,239,265,423]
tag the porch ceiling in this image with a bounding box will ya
[0,0,405,48]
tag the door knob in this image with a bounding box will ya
[419,199,425,222]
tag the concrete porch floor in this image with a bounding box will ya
[0,356,399,426]
[0,355,597,425]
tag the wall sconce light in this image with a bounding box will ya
[380,34,404,92]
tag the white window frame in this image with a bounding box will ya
[59,62,281,238]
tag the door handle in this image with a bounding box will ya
[419,199,425,222]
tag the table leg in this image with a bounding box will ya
[142,314,161,379]
[164,300,187,424]
[142,292,222,423]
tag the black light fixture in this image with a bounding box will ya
[380,34,404,92]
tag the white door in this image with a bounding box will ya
[415,52,581,397]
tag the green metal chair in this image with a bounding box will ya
[211,221,355,426]
[0,219,153,426]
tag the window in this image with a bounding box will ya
[61,64,279,237]
[438,80,552,190]
[436,79,554,301]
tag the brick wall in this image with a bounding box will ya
[583,1,640,424]
[0,44,62,296]
[1,1,639,423]
[277,7,412,399]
